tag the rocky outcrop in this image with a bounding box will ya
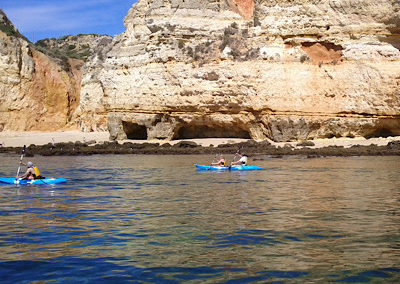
[79,0,400,142]
[0,10,83,131]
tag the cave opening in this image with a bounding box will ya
[122,121,148,140]
[365,128,395,139]
[174,124,251,139]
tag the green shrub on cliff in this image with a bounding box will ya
[0,24,18,37]
[0,21,30,42]
[34,36,94,62]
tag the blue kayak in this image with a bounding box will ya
[195,164,262,171]
[0,177,67,185]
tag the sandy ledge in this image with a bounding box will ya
[0,131,400,157]
[0,131,109,148]
[0,130,400,149]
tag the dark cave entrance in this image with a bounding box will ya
[174,124,251,139]
[365,128,395,139]
[122,121,148,140]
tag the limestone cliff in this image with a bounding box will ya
[79,0,400,141]
[0,10,82,131]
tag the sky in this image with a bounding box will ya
[1,0,136,42]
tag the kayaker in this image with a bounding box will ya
[231,153,248,166]
[18,161,37,180]
[212,154,226,166]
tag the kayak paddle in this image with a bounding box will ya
[15,145,26,180]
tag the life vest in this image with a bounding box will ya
[33,166,40,176]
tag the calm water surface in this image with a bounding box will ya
[0,154,399,283]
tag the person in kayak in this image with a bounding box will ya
[18,161,37,180]
[231,153,248,166]
[212,154,226,166]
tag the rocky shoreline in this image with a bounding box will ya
[1,140,399,157]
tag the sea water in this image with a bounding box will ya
[0,154,399,283]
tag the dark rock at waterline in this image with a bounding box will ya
[174,141,198,148]
[387,140,400,150]
[0,139,399,157]
[307,154,320,159]
[297,141,315,147]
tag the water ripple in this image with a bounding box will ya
[0,154,399,282]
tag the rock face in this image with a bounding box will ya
[227,0,254,20]
[79,0,400,142]
[0,10,82,132]
[2,1,399,142]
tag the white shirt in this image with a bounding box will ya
[238,156,248,165]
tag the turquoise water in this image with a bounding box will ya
[0,154,399,283]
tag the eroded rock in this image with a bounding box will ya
[1,0,400,142]
[77,0,399,142]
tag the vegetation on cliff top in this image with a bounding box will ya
[33,34,112,68]
[1,9,91,70]
[35,36,92,62]
[32,34,111,72]
[0,9,30,42]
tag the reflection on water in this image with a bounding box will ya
[0,154,399,282]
